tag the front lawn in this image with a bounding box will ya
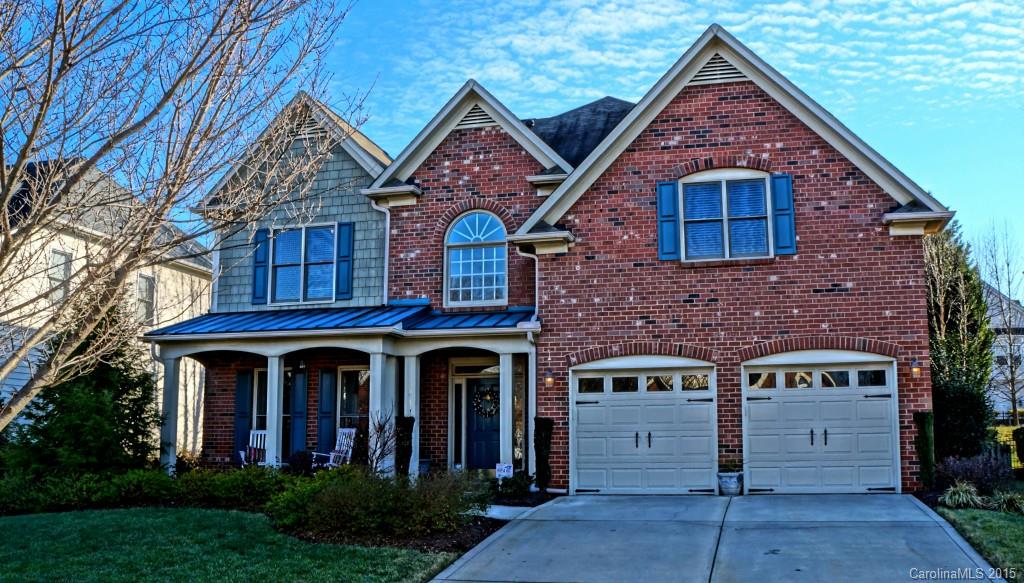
[0,507,453,583]
[938,507,1024,581]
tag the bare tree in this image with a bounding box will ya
[366,409,397,476]
[977,222,1024,425]
[0,0,359,430]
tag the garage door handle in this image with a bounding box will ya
[576,400,600,405]
[647,432,652,447]
[635,432,639,448]
[810,428,815,446]
[864,394,891,399]
[747,396,772,401]
[687,397,714,402]
[824,428,828,446]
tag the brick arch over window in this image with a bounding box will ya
[435,199,516,239]
[737,335,901,363]
[670,155,773,179]
[566,342,716,367]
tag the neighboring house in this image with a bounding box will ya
[985,283,1024,422]
[147,25,951,494]
[0,166,211,452]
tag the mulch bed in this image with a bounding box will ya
[493,491,559,507]
[285,516,508,553]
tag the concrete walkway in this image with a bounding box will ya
[434,494,1002,583]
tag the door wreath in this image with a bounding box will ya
[472,386,499,418]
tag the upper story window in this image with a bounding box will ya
[271,225,336,303]
[136,274,156,325]
[48,249,71,304]
[682,170,770,260]
[445,212,507,307]
[656,169,795,262]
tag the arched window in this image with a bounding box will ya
[445,212,507,306]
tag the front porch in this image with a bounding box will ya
[146,306,538,477]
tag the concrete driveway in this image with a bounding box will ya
[434,495,1000,583]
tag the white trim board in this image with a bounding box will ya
[367,80,572,191]
[517,24,949,236]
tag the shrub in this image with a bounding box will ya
[107,470,176,507]
[0,471,45,515]
[914,411,936,489]
[534,416,554,492]
[1014,427,1024,467]
[933,378,994,460]
[936,450,1012,495]
[395,416,415,476]
[285,451,314,477]
[267,467,490,540]
[939,481,985,509]
[2,318,161,477]
[987,491,1024,515]
[492,471,533,500]
[175,467,294,512]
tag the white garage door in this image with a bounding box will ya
[744,360,899,494]
[572,364,717,494]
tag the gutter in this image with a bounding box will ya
[369,198,391,305]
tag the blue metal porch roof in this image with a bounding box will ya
[145,305,536,337]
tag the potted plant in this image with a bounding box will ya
[718,461,743,496]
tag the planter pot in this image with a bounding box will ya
[718,471,743,496]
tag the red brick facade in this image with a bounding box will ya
[533,81,931,491]
[388,126,543,309]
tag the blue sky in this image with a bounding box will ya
[325,0,1023,245]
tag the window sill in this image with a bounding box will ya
[681,257,776,269]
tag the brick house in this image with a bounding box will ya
[147,25,952,494]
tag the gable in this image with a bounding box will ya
[519,24,950,235]
[367,80,572,191]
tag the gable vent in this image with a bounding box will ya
[289,109,328,139]
[456,104,497,129]
[689,53,748,86]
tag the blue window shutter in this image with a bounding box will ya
[655,181,680,260]
[251,229,269,304]
[317,368,337,454]
[289,370,307,456]
[233,370,254,465]
[771,174,797,255]
[336,223,354,300]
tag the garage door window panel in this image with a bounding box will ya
[857,369,888,387]
[821,370,850,388]
[578,377,605,394]
[681,374,710,391]
[612,376,639,393]
[748,371,777,390]
[646,375,674,392]
[784,371,813,389]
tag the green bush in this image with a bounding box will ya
[939,480,985,509]
[492,471,533,499]
[914,411,936,489]
[534,416,554,492]
[108,470,176,507]
[175,467,295,512]
[934,378,994,460]
[266,466,489,540]
[1,317,161,477]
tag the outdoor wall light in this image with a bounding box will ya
[544,369,555,387]
[910,359,922,378]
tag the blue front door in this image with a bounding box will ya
[467,377,500,470]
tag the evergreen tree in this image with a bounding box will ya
[2,315,161,476]
[924,221,995,459]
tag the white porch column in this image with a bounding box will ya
[265,355,285,467]
[159,357,181,475]
[369,352,397,473]
[528,346,537,476]
[499,352,514,466]
[404,355,420,477]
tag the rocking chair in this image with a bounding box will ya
[312,428,356,469]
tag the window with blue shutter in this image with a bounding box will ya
[251,230,269,304]
[681,173,776,260]
[655,181,680,260]
[683,182,725,259]
[267,224,349,303]
[771,174,796,255]
[336,223,354,300]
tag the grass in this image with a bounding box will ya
[0,507,454,583]
[938,507,1024,581]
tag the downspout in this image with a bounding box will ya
[515,244,540,483]
[370,199,390,305]
[514,244,540,327]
